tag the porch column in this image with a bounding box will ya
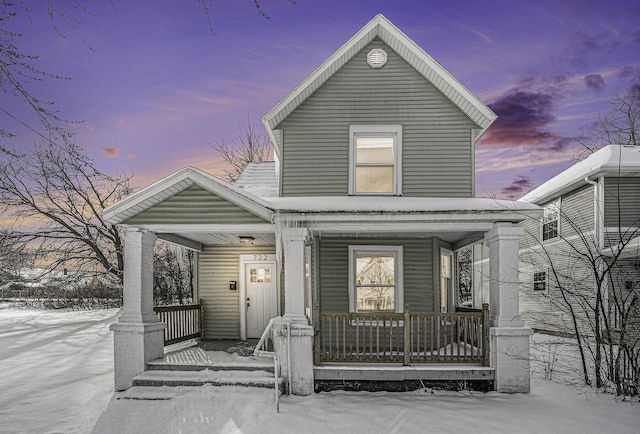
[283,226,308,321]
[484,222,532,393]
[273,226,314,395]
[110,228,165,391]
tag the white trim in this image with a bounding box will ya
[239,254,278,340]
[348,124,403,196]
[348,245,404,313]
[440,248,454,313]
[262,14,496,155]
[121,223,275,233]
[156,233,203,252]
[103,167,273,225]
[541,197,561,242]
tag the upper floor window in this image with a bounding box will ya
[533,271,547,291]
[349,125,402,195]
[542,198,560,241]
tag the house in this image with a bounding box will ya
[517,145,640,337]
[103,14,541,395]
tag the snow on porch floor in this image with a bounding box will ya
[148,340,273,371]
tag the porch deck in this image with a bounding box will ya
[147,340,272,371]
[314,363,494,382]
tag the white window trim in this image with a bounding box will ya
[348,124,402,196]
[541,197,561,241]
[440,248,454,313]
[348,245,404,313]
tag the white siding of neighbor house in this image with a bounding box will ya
[123,185,267,225]
[604,177,640,227]
[199,245,276,339]
[276,38,478,198]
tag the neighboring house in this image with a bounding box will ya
[103,14,540,395]
[517,145,640,342]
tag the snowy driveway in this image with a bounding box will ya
[0,306,118,434]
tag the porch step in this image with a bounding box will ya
[117,385,197,400]
[132,368,282,389]
[147,359,274,373]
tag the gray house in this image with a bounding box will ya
[103,14,540,395]
[518,145,640,336]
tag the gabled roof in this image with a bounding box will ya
[235,162,278,198]
[520,145,640,204]
[262,14,497,155]
[102,167,273,225]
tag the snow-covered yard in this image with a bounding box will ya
[1,305,638,434]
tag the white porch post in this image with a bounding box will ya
[484,222,532,393]
[110,228,165,391]
[273,225,314,395]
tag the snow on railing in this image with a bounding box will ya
[253,318,283,413]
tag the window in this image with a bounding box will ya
[348,245,403,312]
[349,125,402,195]
[249,267,271,283]
[440,249,453,313]
[542,199,560,241]
[533,272,546,291]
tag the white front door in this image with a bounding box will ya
[245,261,277,339]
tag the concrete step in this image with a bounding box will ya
[147,358,274,373]
[132,368,282,389]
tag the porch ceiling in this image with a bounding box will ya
[312,229,484,248]
[161,232,275,247]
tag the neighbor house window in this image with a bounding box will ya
[533,271,547,291]
[348,245,403,312]
[440,249,454,313]
[349,125,402,195]
[542,199,560,241]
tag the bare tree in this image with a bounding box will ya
[0,141,131,282]
[153,242,195,306]
[574,86,640,159]
[520,184,640,396]
[211,119,273,183]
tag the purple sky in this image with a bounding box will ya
[3,0,640,198]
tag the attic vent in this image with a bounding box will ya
[367,49,387,68]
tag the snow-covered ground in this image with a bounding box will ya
[0,304,118,434]
[1,304,638,434]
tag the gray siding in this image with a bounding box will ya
[124,185,267,225]
[277,38,477,198]
[199,245,275,339]
[318,237,434,313]
[561,185,594,237]
[604,177,640,227]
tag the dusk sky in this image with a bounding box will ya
[3,0,639,198]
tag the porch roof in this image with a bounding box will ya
[268,196,540,217]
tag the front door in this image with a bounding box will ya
[245,261,277,338]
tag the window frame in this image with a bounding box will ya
[533,271,547,291]
[440,248,454,313]
[541,198,560,241]
[348,245,404,313]
[348,125,403,196]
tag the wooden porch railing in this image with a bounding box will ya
[314,304,489,366]
[154,299,203,346]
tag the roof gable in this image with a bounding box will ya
[103,167,273,225]
[262,14,496,156]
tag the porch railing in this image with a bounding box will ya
[154,299,203,346]
[314,304,489,366]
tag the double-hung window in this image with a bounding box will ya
[533,271,547,291]
[349,125,402,195]
[542,198,560,241]
[348,245,403,313]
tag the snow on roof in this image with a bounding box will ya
[267,196,540,216]
[235,162,278,198]
[520,145,640,204]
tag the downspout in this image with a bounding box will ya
[584,177,601,249]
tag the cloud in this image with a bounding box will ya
[102,147,119,157]
[498,175,535,199]
[584,74,605,91]
[127,153,136,160]
[481,78,573,153]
